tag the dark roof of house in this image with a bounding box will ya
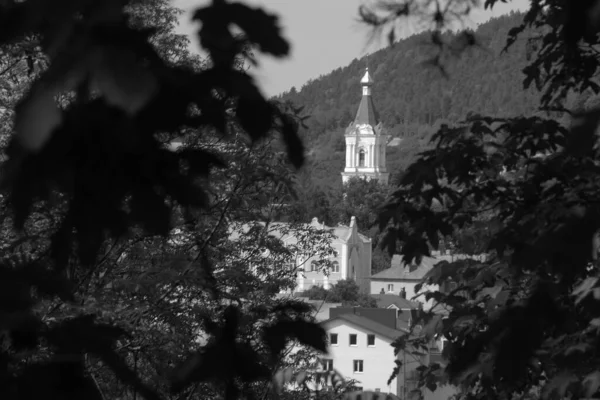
[371,294,420,310]
[371,256,439,281]
[321,313,407,339]
[329,307,397,330]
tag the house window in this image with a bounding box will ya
[284,260,295,270]
[358,149,365,167]
[330,333,338,345]
[349,334,357,346]
[375,389,381,392]
[353,360,364,373]
[387,284,394,291]
[367,334,375,346]
[332,261,340,273]
[322,359,334,371]
[310,260,318,272]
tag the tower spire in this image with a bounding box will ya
[354,67,376,125]
[341,64,390,186]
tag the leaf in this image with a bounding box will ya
[573,277,598,304]
[422,314,443,340]
[263,319,327,356]
[279,111,304,168]
[236,95,274,140]
[542,372,578,399]
[89,46,158,115]
[475,285,503,302]
[228,3,290,57]
[273,368,295,393]
[564,342,591,356]
[583,371,600,398]
[14,85,62,152]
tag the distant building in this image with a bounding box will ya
[228,216,372,294]
[341,68,391,185]
[297,217,372,293]
[319,307,457,400]
[371,254,485,311]
[370,256,441,310]
[371,294,421,329]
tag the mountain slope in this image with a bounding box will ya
[275,11,541,189]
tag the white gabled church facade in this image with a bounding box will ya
[293,216,372,294]
[341,68,391,185]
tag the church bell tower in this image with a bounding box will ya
[341,67,390,185]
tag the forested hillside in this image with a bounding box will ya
[275,11,541,189]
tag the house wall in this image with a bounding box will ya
[323,319,400,394]
[359,241,372,293]
[370,280,440,310]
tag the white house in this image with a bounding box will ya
[341,68,391,185]
[320,311,408,395]
[319,309,457,400]
[370,256,441,310]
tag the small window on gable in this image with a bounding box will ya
[349,334,357,346]
[330,333,338,345]
[367,334,375,346]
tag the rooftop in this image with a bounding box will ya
[227,216,370,244]
[371,256,439,281]
[371,293,420,309]
[354,96,379,126]
[321,312,406,340]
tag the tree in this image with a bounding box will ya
[305,279,377,308]
[0,1,336,400]
[362,1,600,400]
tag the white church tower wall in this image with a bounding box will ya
[341,67,391,185]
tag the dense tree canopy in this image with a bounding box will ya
[361,0,600,399]
[304,278,378,308]
[6,1,600,400]
[0,1,338,400]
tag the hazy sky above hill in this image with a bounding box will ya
[173,0,529,97]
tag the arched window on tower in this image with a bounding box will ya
[358,148,365,167]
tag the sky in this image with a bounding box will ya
[173,0,529,97]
